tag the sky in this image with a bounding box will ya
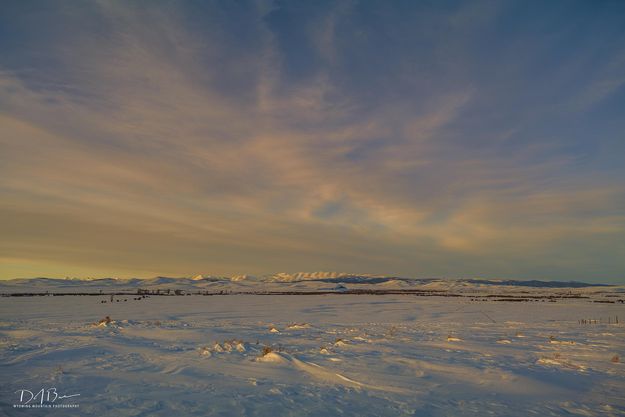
[1,1,624,283]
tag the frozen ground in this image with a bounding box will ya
[0,286,624,416]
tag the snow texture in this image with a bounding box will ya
[0,277,623,416]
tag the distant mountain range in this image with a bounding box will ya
[0,272,613,290]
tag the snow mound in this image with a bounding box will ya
[286,323,311,330]
[256,351,286,363]
[334,339,348,347]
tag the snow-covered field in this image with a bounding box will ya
[0,278,624,416]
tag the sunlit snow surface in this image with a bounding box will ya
[1,288,624,416]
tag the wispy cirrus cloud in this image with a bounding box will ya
[1,0,624,281]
